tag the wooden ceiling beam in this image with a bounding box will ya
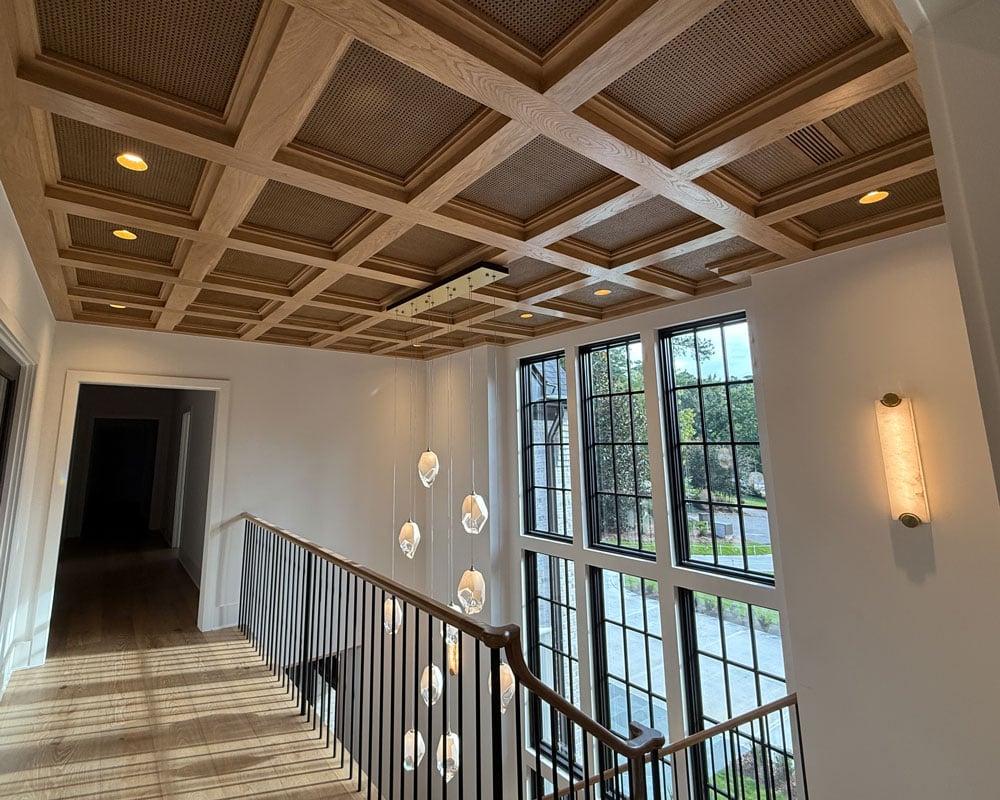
[671,40,917,179]
[285,0,809,259]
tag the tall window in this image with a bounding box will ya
[524,552,582,770]
[521,353,572,539]
[680,591,790,798]
[590,568,667,739]
[580,337,653,556]
[660,314,773,580]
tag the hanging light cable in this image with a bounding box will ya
[385,351,402,634]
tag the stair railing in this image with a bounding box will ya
[237,513,666,799]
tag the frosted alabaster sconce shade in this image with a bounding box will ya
[436,731,460,782]
[383,597,403,634]
[488,661,516,714]
[403,729,425,771]
[875,393,930,528]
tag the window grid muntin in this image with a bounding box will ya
[660,313,773,582]
[580,336,654,557]
[524,551,582,771]
[521,352,573,540]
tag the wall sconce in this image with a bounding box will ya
[875,393,930,527]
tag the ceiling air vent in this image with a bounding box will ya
[786,124,848,165]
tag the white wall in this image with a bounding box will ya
[173,389,216,587]
[0,182,55,690]
[12,324,424,666]
[497,225,1000,798]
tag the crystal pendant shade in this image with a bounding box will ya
[383,597,402,634]
[488,661,516,714]
[403,729,425,771]
[436,731,460,782]
[460,493,488,535]
[399,519,421,559]
[420,664,443,706]
[418,450,440,488]
[457,568,485,615]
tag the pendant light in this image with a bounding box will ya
[457,567,485,615]
[399,519,421,558]
[403,729,425,771]
[418,449,440,487]
[383,597,402,634]
[488,661,516,714]
[420,664,443,706]
[460,493,488,535]
[436,731,460,782]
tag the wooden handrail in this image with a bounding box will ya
[541,693,800,800]
[238,513,665,761]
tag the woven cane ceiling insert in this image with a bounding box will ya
[36,0,262,112]
[603,0,873,140]
[294,41,485,178]
[2,0,942,356]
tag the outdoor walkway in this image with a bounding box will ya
[0,543,361,799]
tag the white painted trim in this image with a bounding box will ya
[36,370,230,663]
[171,410,191,549]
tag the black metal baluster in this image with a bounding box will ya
[291,546,302,705]
[490,648,503,799]
[334,565,347,759]
[337,569,352,767]
[548,702,559,800]
[238,521,249,634]
[413,609,420,800]
[366,585,377,798]
[514,679,524,800]
[475,645,482,795]
[457,630,464,800]
[315,558,327,733]
[357,580,370,791]
[391,599,403,800]
[441,614,449,799]
[245,525,254,646]
[349,575,362,779]
[325,563,337,749]
[279,537,288,689]
[267,531,277,674]
[425,610,433,800]
[251,525,262,654]
[378,588,388,797]
[581,730,590,800]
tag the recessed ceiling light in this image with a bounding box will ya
[115,152,148,171]
[593,288,612,296]
[859,190,889,205]
[113,229,137,240]
[412,343,422,348]
[519,312,534,319]
[109,303,127,309]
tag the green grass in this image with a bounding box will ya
[689,540,771,557]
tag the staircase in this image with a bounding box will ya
[239,515,808,799]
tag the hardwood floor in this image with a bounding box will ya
[0,542,363,798]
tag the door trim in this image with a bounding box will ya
[38,371,230,657]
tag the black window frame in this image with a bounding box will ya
[579,335,655,559]
[659,312,775,584]
[520,352,573,541]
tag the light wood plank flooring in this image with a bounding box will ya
[0,542,362,799]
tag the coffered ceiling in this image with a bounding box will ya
[0,0,942,357]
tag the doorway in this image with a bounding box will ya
[81,418,159,543]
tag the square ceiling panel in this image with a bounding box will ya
[602,0,873,140]
[53,116,206,209]
[493,256,573,290]
[457,136,615,220]
[724,85,928,194]
[460,0,604,53]
[176,315,246,336]
[294,41,484,178]
[66,215,179,264]
[79,301,153,322]
[241,181,368,244]
[323,274,404,306]
[570,196,699,252]
[797,170,941,232]
[376,225,480,270]
[36,0,262,112]
[548,281,656,313]
[284,306,358,330]
[74,268,163,298]
[488,309,561,328]
[641,237,765,281]
[209,249,317,290]
[191,288,270,315]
